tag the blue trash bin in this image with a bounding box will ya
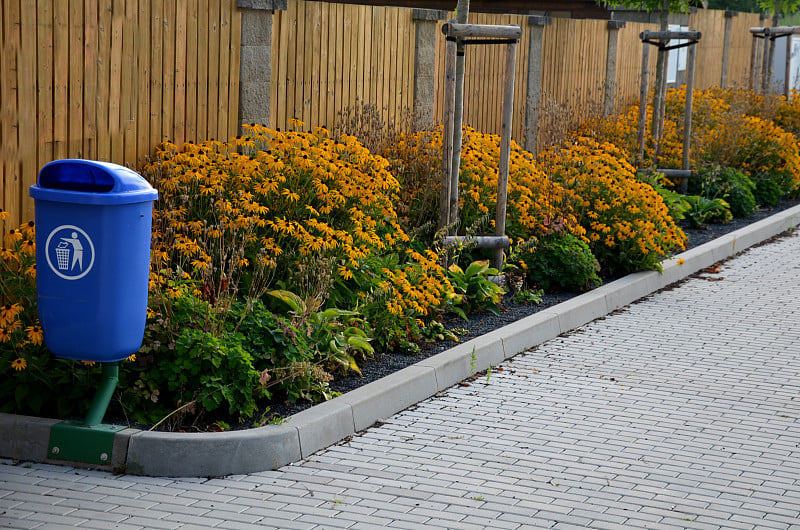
[29,160,158,362]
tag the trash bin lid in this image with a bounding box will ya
[30,159,158,205]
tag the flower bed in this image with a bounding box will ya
[3,88,800,430]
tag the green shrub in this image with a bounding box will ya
[683,195,732,228]
[519,232,601,292]
[692,166,757,218]
[446,260,506,318]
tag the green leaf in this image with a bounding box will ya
[464,261,489,278]
[348,356,362,376]
[267,290,305,313]
[347,336,374,354]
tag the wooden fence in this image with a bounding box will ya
[1,0,241,229]
[1,1,765,229]
[271,2,416,130]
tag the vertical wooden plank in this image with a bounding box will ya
[392,9,409,118]
[356,6,372,103]
[108,0,124,162]
[325,3,338,129]
[1,2,6,210]
[283,0,297,128]
[382,8,392,117]
[2,0,22,228]
[217,0,230,139]
[0,1,5,216]
[372,8,384,116]
[340,3,351,119]
[270,6,281,128]
[303,1,315,127]
[68,0,84,158]
[228,3,241,138]
[161,0,175,142]
[121,0,137,164]
[282,0,296,128]
[468,14,480,131]
[18,0,37,223]
[489,14,500,133]
[352,3,361,108]
[173,0,187,145]
[333,4,344,125]
[53,0,68,161]
[207,0,219,138]
[196,0,208,138]
[137,0,150,163]
[95,0,111,161]
[277,3,291,129]
[362,6,372,114]
[149,0,163,146]
[317,3,328,129]
[309,2,321,128]
[293,0,305,124]
[480,12,491,133]
[398,9,407,116]
[37,0,53,171]
[406,11,415,118]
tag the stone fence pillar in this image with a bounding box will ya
[237,0,287,132]
[412,9,448,129]
[524,15,551,155]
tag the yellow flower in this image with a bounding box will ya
[338,265,353,280]
[25,325,43,346]
[0,304,22,326]
[11,357,27,371]
[0,327,12,343]
[677,258,685,266]
[81,360,96,366]
[126,354,136,362]
[5,229,22,243]
[191,258,211,271]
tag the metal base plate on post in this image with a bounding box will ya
[48,421,125,465]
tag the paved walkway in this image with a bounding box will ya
[2,231,800,529]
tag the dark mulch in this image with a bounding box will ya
[261,198,800,422]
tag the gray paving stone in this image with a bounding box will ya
[78,520,144,530]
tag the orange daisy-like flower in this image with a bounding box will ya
[25,325,43,346]
[11,357,27,371]
[0,303,23,326]
[5,229,22,243]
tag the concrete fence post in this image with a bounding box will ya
[237,0,287,133]
[412,9,448,130]
[721,11,737,88]
[605,20,626,117]
[524,15,551,155]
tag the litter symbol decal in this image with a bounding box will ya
[45,225,95,280]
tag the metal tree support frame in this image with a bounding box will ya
[637,30,701,193]
[439,22,521,269]
[749,26,800,97]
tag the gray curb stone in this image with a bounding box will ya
[2,204,800,477]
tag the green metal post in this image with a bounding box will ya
[83,362,119,427]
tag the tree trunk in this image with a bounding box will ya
[651,0,670,166]
[765,0,781,94]
[448,0,469,229]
